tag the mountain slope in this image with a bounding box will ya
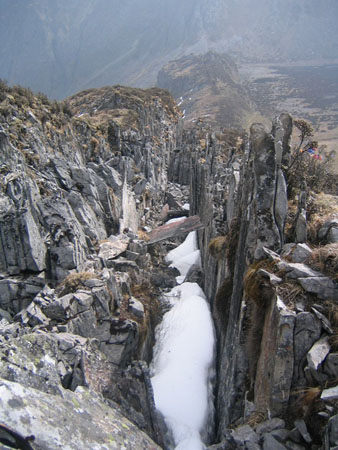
[157,52,261,130]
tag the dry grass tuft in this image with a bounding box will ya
[243,259,276,306]
[324,301,338,327]
[208,236,227,260]
[328,330,338,351]
[307,192,338,243]
[57,271,96,295]
[307,243,338,278]
[291,386,322,417]
[276,282,305,308]
[245,410,268,428]
[137,229,150,242]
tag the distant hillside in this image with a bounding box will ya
[157,52,261,130]
[1,0,338,98]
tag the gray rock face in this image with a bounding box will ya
[245,115,291,260]
[292,312,322,386]
[0,85,180,448]
[254,295,296,417]
[0,378,161,450]
[318,219,338,243]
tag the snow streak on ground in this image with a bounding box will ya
[151,232,215,449]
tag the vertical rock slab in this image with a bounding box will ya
[0,195,46,275]
[292,312,322,387]
[249,123,281,260]
[254,295,296,417]
[272,113,292,246]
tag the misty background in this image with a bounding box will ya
[1,0,338,99]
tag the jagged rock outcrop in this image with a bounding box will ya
[0,84,179,448]
[178,111,338,448]
[1,80,338,450]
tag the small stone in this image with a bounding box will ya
[231,424,259,445]
[263,434,287,449]
[298,277,338,300]
[311,307,333,334]
[307,336,330,371]
[256,418,286,434]
[128,297,145,319]
[294,419,312,444]
[257,269,282,285]
[321,385,338,401]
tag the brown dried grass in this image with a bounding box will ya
[307,243,338,278]
[243,259,276,306]
[208,236,227,260]
[137,229,150,242]
[57,271,96,295]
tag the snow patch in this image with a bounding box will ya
[166,231,200,284]
[151,282,214,449]
[151,231,215,449]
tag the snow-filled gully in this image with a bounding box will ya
[150,229,216,450]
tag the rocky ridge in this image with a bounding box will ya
[0,82,338,449]
[157,52,259,131]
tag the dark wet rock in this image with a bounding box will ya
[184,263,203,285]
[284,442,306,450]
[294,419,312,444]
[150,267,179,289]
[105,258,139,272]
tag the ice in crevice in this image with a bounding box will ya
[150,231,215,449]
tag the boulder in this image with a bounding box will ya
[0,378,161,450]
[298,276,338,300]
